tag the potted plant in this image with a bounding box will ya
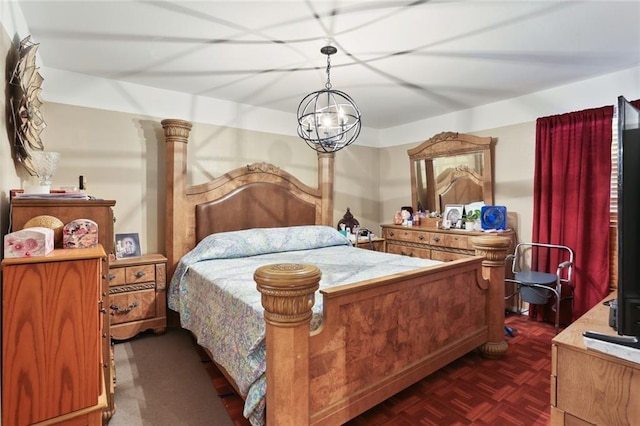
[463,209,481,230]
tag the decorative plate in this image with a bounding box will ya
[481,205,507,230]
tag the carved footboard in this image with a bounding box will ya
[255,236,509,425]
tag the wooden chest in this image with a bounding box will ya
[10,197,117,422]
[2,247,107,426]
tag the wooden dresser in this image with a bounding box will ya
[551,293,640,425]
[109,254,168,340]
[2,247,107,426]
[10,197,117,422]
[380,224,516,261]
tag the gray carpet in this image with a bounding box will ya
[109,328,234,426]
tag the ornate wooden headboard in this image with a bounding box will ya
[161,119,335,277]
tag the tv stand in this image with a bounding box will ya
[551,292,640,425]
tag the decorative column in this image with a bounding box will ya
[472,235,511,358]
[317,152,335,226]
[255,263,321,425]
[161,119,192,279]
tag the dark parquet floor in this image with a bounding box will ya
[201,313,557,426]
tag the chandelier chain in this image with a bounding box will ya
[325,54,332,90]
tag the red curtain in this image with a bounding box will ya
[531,105,613,324]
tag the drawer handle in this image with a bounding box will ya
[433,237,440,242]
[110,302,139,314]
[109,274,116,281]
[389,231,395,237]
[135,271,146,279]
[418,235,425,240]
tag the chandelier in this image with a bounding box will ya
[297,46,361,153]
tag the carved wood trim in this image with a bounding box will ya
[108,282,156,294]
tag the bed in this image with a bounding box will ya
[161,119,511,425]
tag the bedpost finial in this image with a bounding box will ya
[472,236,510,266]
[255,263,321,327]
[161,119,193,143]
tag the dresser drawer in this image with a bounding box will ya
[386,242,431,259]
[430,233,474,251]
[383,227,430,244]
[430,249,472,262]
[109,287,156,325]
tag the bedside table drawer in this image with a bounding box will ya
[109,264,156,287]
[109,267,126,286]
[125,264,155,284]
[109,287,156,325]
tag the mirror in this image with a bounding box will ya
[408,132,494,214]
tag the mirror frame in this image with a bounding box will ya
[408,132,494,213]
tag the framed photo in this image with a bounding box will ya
[115,233,141,259]
[443,204,464,228]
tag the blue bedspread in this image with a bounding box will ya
[167,225,439,425]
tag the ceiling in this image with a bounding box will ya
[16,0,640,130]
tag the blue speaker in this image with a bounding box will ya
[481,205,507,230]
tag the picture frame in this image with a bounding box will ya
[115,233,141,259]
[443,204,464,228]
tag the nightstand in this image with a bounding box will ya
[109,254,167,340]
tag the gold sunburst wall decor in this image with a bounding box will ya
[9,35,47,175]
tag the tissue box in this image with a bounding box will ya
[63,219,99,249]
[4,227,55,258]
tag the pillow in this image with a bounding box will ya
[170,225,350,288]
[193,225,350,260]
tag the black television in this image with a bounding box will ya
[616,96,640,339]
[584,96,640,348]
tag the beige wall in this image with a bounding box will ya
[477,122,536,241]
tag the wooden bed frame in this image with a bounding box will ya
[161,119,510,425]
